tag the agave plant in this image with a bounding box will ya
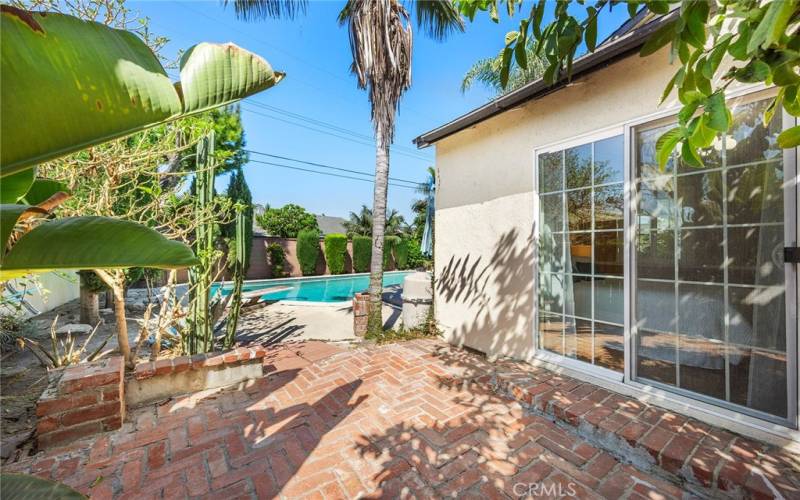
[0,6,283,280]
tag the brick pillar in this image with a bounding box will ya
[353,293,368,337]
[36,356,124,450]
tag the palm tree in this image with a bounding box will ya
[461,41,547,96]
[230,0,463,334]
[344,205,409,237]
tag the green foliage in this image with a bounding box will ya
[352,235,372,273]
[78,271,107,293]
[256,203,318,238]
[1,7,284,176]
[343,205,409,237]
[406,239,427,269]
[461,40,547,96]
[1,473,86,499]
[458,0,800,156]
[223,167,253,270]
[267,243,287,277]
[324,233,348,275]
[395,238,409,270]
[384,235,401,270]
[296,228,320,276]
[224,208,246,349]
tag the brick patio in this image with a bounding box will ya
[4,339,799,499]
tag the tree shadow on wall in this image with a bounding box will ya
[437,227,535,361]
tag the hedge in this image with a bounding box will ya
[324,233,347,275]
[266,243,286,278]
[384,235,400,270]
[352,235,371,273]
[297,228,320,276]
[394,238,409,270]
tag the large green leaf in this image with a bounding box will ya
[0,169,35,203]
[1,473,86,500]
[0,216,198,280]
[21,179,69,205]
[0,204,30,252]
[0,6,283,176]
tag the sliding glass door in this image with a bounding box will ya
[537,131,626,374]
[536,90,796,425]
[633,94,795,423]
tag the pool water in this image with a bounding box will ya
[214,271,414,303]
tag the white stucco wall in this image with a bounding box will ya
[1,271,79,318]
[433,47,686,361]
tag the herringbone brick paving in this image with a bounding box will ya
[5,339,699,498]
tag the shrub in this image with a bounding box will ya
[324,233,347,275]
[352,235,371,273]
[384,236,400,270]
[394,238,409,270]
[296,228,320,276]
[407,239,428,269]
[266,243,286,278]
[256,204,318,238]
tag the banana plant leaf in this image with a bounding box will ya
[0,168,35,203]
[0,216,199,280]
[22,179,69,205]
[0,6,284,176]
[1,474,86,500]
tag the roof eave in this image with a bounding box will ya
[413,12,675,149]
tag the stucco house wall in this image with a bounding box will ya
[434,47,685,361]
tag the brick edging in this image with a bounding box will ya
[132,346,268,381]
[438,365,799,499]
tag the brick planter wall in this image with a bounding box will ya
[353,292,368,337]
[36,356,124,450]
[126,347,267,407]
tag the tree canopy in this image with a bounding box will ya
[256,203,319,238]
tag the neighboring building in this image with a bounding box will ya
[414,14,798,447]
[315,214,347,236]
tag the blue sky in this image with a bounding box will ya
[130,1,630,220]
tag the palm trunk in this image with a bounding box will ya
[367,129,391,335]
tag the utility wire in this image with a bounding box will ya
[244,149,420,185]
[246,100,427,157]
[240,104,432,162]
[247,159,420,190]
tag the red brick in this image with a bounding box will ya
[121,460,142,492]
[61,369,119,394]
[133,362,156,380]
[102,415,122,431]
[37,415,60,434]
[37,392,97,416]
[659,435,696,474]
[688,445,722,487]
[586,452,618,479]
[154,358,173,376]
[223,351,238,363]
[204,353,224,367]
[170,356,191,374]
[100,387,119,402]
[639,426,674,460]
[38,421,102,449]
[61,401,119,426]
[190,353,207,369]
[616,421,651,446]
[148,441,167,470]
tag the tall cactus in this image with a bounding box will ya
[224,206,246,349]
[188,132,215,354]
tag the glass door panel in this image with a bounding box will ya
[537,134,625,373]
[633,96,793,421]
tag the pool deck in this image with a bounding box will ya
[235,301,402,345]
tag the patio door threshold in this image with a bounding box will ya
[530,352,800,451]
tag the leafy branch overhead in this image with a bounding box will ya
[456,0,800,164]
[0,6,283,280]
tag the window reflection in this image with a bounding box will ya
[538,135,625,373]
[634,96,788,420]
[539,151,563,193]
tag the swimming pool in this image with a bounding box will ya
[213,271,414,303]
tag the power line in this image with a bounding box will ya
[246,100,428,157]
[244,149,420,185]
[246,159,419,190]
[240,104,432,162]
